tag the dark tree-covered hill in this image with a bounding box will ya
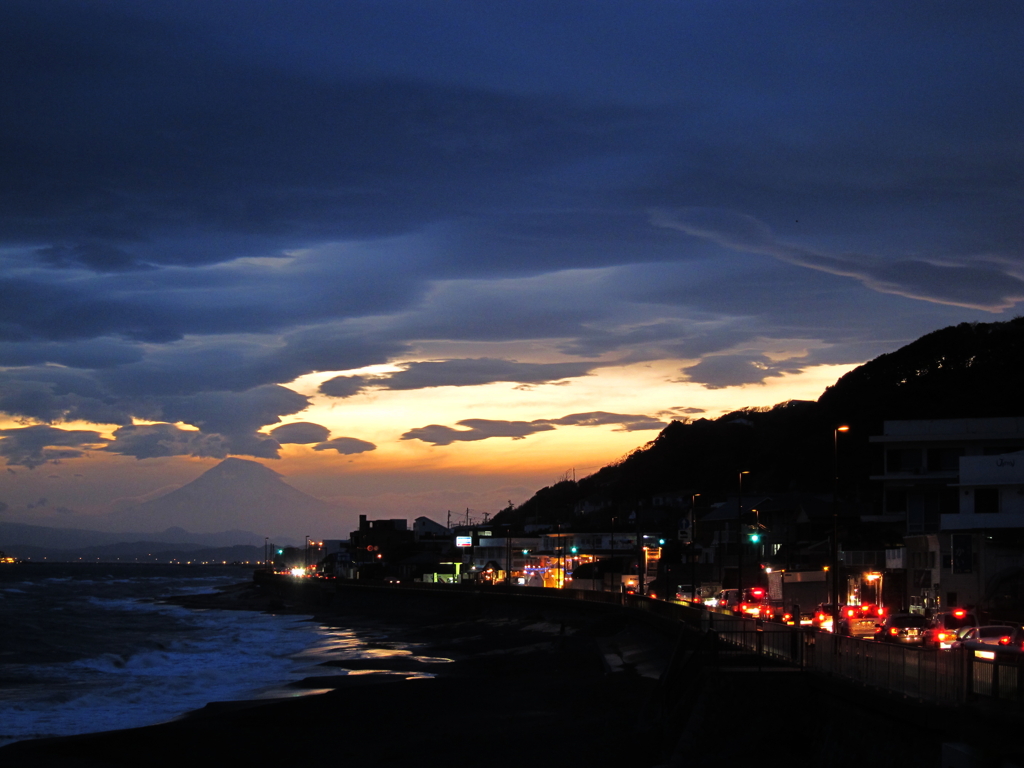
[496,318,1024,529]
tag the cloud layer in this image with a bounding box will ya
[1,1,1021,470]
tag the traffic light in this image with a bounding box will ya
[748,531,760,544]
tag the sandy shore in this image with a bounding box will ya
[0,580,676,767]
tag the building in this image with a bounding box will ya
[871,418,1024,615]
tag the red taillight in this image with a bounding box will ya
[953,609,966,618]
[1000,635,1012,645]
[847,608,855,617]
[878,607,886,616]
[817,613,826,622]
[937,632,949,642]
[890,627,898,635]
[751,588,764,597]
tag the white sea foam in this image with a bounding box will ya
[0,609,326,745]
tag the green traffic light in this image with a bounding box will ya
[748,533,760,543]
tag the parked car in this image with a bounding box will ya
[953,625,1024,657]
[875,613,928,644]
[924,609,979,649]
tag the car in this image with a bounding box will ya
[953,625,1024,657]
[675,584,701,603]
[924,609,979,649]
[811,604,836,632]
[875,613,928,644]
[737,587,774,619]
[836,604,886,638]
[709,588,739,611]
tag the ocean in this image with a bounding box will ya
[0,563,401,746]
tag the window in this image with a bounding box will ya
[887,448,923,473]
[927,447,964,472]
[886,489,908,513]
[974,488,1000,514]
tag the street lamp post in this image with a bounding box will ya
[691,493,700,602]
[737,471,750,602]
[832,426,850,628]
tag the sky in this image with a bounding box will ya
[1,0,1022,536]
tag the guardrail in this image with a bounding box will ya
[514,586,1024,709]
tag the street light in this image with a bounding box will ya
[690,493,701,602]
[832,426,850,628]
[737,470,750,601]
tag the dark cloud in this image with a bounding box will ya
[269,422,331,444]
[654,208,1024,312]
[155,385,309,437]
[401,410,667,446]
[106,423,280,460]
[382,358,601,390]
[401,420,555,446]
[318,376,367,398]
[312,437,377,455]
[544,412,668,431]
[35,242,153,272]
[0,371,136,425]
[0,425,108,468]
[679,354,803,390]
[0,339,144,369]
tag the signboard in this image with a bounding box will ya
[455,536,473,548]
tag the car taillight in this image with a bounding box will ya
[817,613,826,622]
[890,627,898,635]
[937,632,949,642]
[847,609,855,617]
[999,635,1012,645]
[953,609,966,618]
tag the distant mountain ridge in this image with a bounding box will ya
[0,521,265,549]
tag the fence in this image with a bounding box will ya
[680,600,1024,709]
[552,586,1024,709]
[295,575,1024,710]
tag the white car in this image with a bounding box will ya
[953,625,1024,658]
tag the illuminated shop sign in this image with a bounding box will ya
[455,536,473,547]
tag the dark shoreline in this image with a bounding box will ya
[0,580,674,767]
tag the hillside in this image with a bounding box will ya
[497,318,1024,528]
